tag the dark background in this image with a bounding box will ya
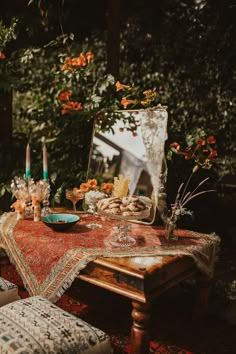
[0,0,235,246]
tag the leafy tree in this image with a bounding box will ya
[0,0,235,229]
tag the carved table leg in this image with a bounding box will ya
[130,300,151,354]
[193,275,212,319]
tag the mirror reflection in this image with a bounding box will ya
[89,120,153,199]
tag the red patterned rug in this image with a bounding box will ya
[0,254,235,354]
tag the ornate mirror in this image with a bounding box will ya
[89,105,168,224]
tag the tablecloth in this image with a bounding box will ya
[0,212,220,302]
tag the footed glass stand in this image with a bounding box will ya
[98,209,150,247]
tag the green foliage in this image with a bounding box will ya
[0,18,18,50]
[0,0,235,212]
[117,2,236,183]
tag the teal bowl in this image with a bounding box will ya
[42,213,80,232]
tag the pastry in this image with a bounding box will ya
[97,195,151,217]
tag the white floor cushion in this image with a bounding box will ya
[0,277,20,307]
[0,296,113,353]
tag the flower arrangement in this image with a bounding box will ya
[165,130,218,240]
[57,51,159,133]
[10,176,50,220]
[10,177,31,217]
[78,178,114,196]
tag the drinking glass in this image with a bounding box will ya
[84,190,105,229]
[65,188,84,212]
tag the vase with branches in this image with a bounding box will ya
[165,129,218,241]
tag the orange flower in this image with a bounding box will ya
[58,91,71,101]
[169,142,180,151]
[85,51,94,62]
[61,57,72,71]
[61,64,73,72]
[87,179,98,189]
[121,97,138,109]
[101,182,113,194]
[10,200,24,212]
[79,179,97,192]
[71,54,87,67]
[208,149,218,160]
[143,89,157,99]
[115,81,131,92]
[73,102,83,110]
[207,136,216,145]
[0,51,6,59]
[79,183,89,192]
[141,90,158,106]
[62,101,73,110]
[61,101,83,114]
[64,57,72,65]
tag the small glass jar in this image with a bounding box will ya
[165,218,178,241]
[34,203,41,222]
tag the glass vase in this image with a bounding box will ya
[165,218,178,241]
[34,203,41,222]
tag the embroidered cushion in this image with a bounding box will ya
[0,277,20,307]
[0,296,113,353]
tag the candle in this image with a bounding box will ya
[25,144,31,181]
[43,144,48,180]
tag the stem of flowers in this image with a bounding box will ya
[178,171,194,205]
[181,177,209,205]
[166,133,218,230]
[170,182,184,220]
[181,189,215,208]
[169,175,215,224]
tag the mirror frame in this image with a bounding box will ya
[87,105,168,225]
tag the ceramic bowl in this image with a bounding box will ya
[42,213,80,232]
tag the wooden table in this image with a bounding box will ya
[0,212,216,354]
[78,253,210,354]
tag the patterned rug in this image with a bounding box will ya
[0,254,235,354]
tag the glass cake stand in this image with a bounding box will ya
[98,208,150,247]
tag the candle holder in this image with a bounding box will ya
[41,198,51,216]
[11,175,51,221]
[25,200,33,216]
[41,181,51,216]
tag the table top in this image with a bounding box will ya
[0,211,220,303]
